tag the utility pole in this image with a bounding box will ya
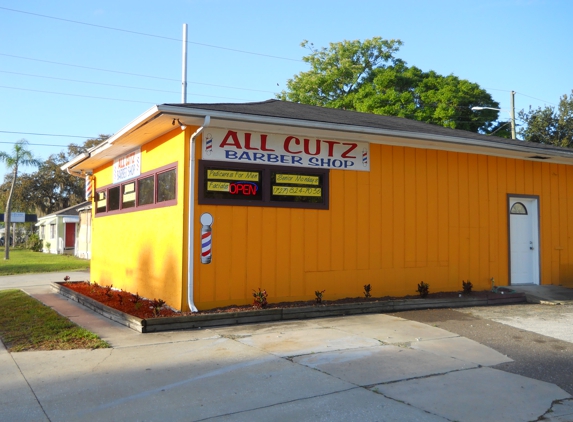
[510,90,516,140]
[181,23,188,103]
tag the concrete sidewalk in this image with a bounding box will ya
[512,284,573,304]
[1,273,572,421]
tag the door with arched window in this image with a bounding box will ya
[508,196,540,285]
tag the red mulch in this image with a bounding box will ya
[62,281,496,320]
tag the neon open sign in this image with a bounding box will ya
[229,182,258,196]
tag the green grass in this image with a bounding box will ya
[0,289,109,352]
[0,248,90,275]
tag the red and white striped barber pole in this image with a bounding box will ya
[204,133,213,155]
[85,175,92,200]
[200,213,214,264]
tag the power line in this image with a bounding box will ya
[0,84,258,103]
[0,141,76,147]
[0,85,155,104]
[515,91,558,107]
[0,131,94,139]
[483,87,513,93]
[483,87,558,107]
[0,53,179,82]
[0,6,302,63]
[0,70,180,94]
[0,56,277,94]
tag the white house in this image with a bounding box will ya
[36,201,90,255]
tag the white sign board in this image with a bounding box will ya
[113,148,141,184]
[11,212,25,223]
[202,129,369,171]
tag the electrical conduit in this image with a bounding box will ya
[187,116,210,312]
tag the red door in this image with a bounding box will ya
[65,223,75,248]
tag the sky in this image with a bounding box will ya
[1,0,572,173]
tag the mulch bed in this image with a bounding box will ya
[62,281,493,320]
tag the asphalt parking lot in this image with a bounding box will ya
[391,302,573,395]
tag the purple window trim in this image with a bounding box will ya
[95,162,178,217]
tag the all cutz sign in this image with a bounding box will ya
[113,148,141,184]
[202,129,370,171]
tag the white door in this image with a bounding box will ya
[509,197,540,285]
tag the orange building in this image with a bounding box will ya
[64,100,573,312]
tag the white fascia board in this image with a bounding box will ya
[65,105,162,172]
[60,152,88,172]
[93,105,162,150]
[67,103,573,171]
[157,105,573,161]
[36,217,56,226]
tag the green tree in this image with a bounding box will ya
[278,37,403,109]
[278,38,501,134]
[0,135,108,217]
[0,140,41,259]
[518,91,573,147]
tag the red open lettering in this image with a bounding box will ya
[229,182,257,196]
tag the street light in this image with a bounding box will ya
[472,90,516,140]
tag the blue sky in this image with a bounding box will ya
[1,0,572,173]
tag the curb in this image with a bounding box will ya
[52,282,527,333]
[523,293,562,305]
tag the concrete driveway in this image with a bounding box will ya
[1,273,572,421]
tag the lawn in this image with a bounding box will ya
[0,289,109,351]
[0,248,90,276]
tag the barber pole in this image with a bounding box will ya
[85,175,92,200]
[205,133,213,155]
[200,213,213,264]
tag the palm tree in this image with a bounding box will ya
[0,140,41,259]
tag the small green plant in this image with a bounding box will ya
[130,292,142,304]
[462,280,473,294]
[117,293,124,305]
[90,281,99,294]
[44,241,51,251]
[416,281,429,298]
[151,298,166,317]
[26,233,43,252]
[315,289,325,304]
[252,288,268,308]
[363,284,372,298]
[104,285,114,299]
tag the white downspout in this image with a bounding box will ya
[187,116,210,312]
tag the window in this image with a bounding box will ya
[198,161,328,209]
[157,169,177,203]
[39,225,44,240]
[510,202,527,215]
[202,167,263,203]
[96,191,107,214]
[122,182,136,209]
[270,171,324,205]
[138,175,155,206]
[95,163,177,216]
[50,224,55,239]
[108,186,120,211]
